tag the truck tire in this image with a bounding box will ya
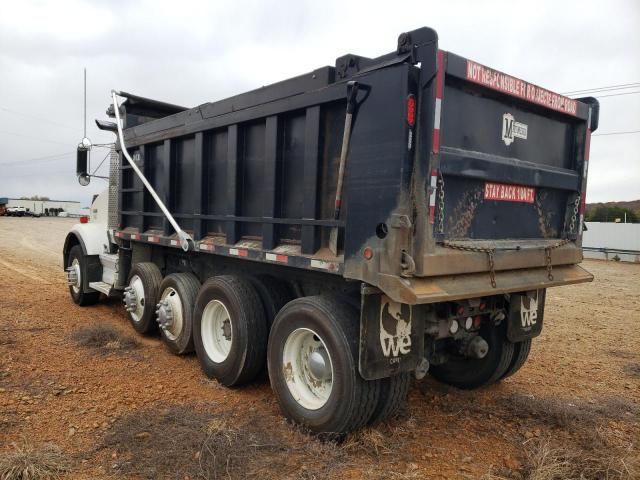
[430,324,515,390]
[500,339,532,380]
[193,275,267,387]
[248,275,294,328]
[267,296,380,435]
[67,245,100,306]
[368,372,411,425]
[157,273,201,355]
[125,263,162,335]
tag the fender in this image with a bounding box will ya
[62,223,109,270]
[62,223,109,294]
[62,188,110,264]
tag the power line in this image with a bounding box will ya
[0,129,72,146]
[561,82,640,95]
[0,170,71,180]
[0,106,78,132]
[593,90,640,99]
[0,151,74,166]
[592,130,640,137]
[91,150,110,175]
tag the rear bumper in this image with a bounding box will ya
[419,243,582,277]
[377,264,593,305]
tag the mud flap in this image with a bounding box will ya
[359,291,424,380]
[507,289,545,342]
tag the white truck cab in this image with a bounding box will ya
[62,189,118,304]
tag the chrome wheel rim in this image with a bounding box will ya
[282,328,333,410]
[69,258,81,294]
[201,300,233,363]
[128,275,145,322]
[158,287,183,341]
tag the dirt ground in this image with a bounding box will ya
[0,216,638,479]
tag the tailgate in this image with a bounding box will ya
[420,52,598,277]
[430,52,597,243]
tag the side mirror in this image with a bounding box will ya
[77,142,90,186]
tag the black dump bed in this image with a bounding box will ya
[109,27,597,303]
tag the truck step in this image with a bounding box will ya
[89,281,115,296]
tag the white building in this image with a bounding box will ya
[583,222,640,263]
[1,198,81,215]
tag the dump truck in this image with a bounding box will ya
[64,27,598,434]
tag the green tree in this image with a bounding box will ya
[586,206,638,223]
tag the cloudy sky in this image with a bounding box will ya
[0,0,638,206]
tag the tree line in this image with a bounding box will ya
[585,206,638,223]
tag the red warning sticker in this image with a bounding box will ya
[466,60,578,117]
[484,182,535,203]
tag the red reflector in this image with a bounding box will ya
[479,302,486,311]
[473,316,482,328]
[406,94,416,127]
[457,305,465,316]
[363,247,374,260]
[80,216,89,224]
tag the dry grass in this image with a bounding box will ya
[498,394,639,429]
[0,413,21,434]
[0,441,70,480]
[608,349,638,360]
[623,362,640,378]
[99,404,346,479]
[342,409,417,459]
[517,430,639,480]
[434,389,639,430]
[71,324,138,353]
[476,393,639,480]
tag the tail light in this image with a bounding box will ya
[406,94,416,127]
[80,216,89,224]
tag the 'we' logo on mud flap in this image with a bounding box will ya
[379,297,412,357]
[520,293,538,328]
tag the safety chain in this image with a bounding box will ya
[440,242,498,288]
[441,238,573,288]
[543,238,572,281]
[568,196,580,234]
[437,171,445,234]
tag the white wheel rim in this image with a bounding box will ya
[128,275,145,323]
[159,287,183,341]
[70,258,81,294]
[201,300,233,363]
[282,328,333,410]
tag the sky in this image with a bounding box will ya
[0,0,638,206]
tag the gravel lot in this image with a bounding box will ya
[0,216,638,479]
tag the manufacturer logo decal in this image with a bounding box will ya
[502,113,528,146]
[520,292,538,329]
[379,296,412,358]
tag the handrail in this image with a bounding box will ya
[111,91,193,252]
